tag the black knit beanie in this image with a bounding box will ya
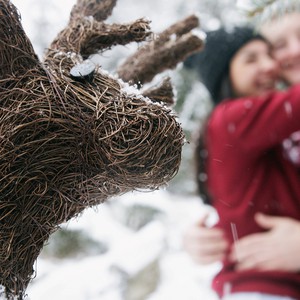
[184,26,266,104]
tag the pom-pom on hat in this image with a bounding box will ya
[185,26,266,104]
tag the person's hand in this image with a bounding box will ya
[230,213,300,272]
[183,214,228,265]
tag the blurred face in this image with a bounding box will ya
[261,13,300,85]
[229,40,279,98]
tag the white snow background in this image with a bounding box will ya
[4,1,245,299]
[27,191,221,300]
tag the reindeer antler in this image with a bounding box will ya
[0,0,39,78]
[46,0,151,66]
[117,14,204,85]
[70,0,117,22]
[142,77,175,106]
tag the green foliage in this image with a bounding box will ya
[42,229,108,259]
[167,67,212,195]
[239,0,300,25]
[110,202,164,231]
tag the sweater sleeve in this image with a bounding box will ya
[208,84,300,154]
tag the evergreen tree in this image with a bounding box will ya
[238,0,300,25]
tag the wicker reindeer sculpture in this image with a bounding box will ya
[0,0,203,298]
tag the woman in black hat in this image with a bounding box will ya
[183,26,300,300]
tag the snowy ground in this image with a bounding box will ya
[25,190,221,300]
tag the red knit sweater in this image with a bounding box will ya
[205,84,300,299]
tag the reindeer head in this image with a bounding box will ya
[0,0,203,298]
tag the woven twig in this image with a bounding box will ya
[48,18,151,60]
[0,0,187,298]
[142,77,175,106]
[0,1,39,78]
[154,14,200,47]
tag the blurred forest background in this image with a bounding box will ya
[9,1,252,299]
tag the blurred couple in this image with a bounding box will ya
[183,9,300,300]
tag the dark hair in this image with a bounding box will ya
[194,120,211,204]
[187,27,268,204]
[215,72,235,104]
[195,73,235,205]
[184,26,266,105]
